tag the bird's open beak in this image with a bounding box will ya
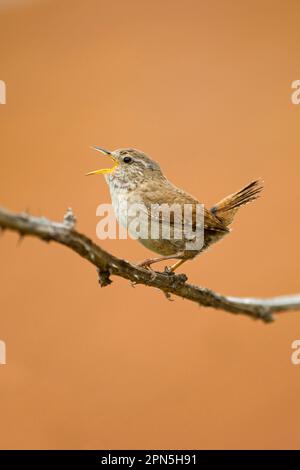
[86,146,119,176]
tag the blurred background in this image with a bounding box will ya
[0,0,300,450]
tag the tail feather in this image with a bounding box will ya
[211,179,263,227]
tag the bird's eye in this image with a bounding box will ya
[123,156,132,164]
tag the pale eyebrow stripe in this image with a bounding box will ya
[135,158,148,166]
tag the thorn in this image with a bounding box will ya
[63,207,77,229]
[257,308,274,323]
[176,273,188,283]
[163,291,174,301]
[17,232,24,245]
[96,267,112,287]
[149,270,158,281]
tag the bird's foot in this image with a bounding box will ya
[137,260,151,269]
[137,253,186,271]
[164,265,176,274]
[137,258,160,270]
[137,259,159,280]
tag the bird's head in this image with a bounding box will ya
[86,147,162,186]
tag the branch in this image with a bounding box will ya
[0,206,299,323]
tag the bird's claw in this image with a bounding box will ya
[164,266,175,275]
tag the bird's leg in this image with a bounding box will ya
[137,254,183,270]
[167,258,189,272]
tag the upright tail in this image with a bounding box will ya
[210,179,263,227]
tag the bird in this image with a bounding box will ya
[87,147,263,271]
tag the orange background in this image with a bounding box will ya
[0,0,300,450]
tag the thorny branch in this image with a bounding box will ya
[0,206,300,323]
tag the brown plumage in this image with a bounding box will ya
[88,147,263,271]
[210,180,263,227]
